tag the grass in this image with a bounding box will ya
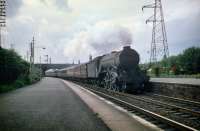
[0,84,16,93]
[0,77,27,93]
[0,75,41,93]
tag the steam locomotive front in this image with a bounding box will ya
[119,46,139,70]
[118,46,146,92]
[98,46,148,93]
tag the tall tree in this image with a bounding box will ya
[179,47,200,74]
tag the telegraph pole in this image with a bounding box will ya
[32,37,35,64]
[10,43,14,50]
[26,51,29,62]
[0,0,6,48]
[39,56,42,65]
[49,57,51,64]
[39,56,42,79]
[30,37,35,64]
[142,0,169,66]
[29,37,35,81]
[45,55,48,64]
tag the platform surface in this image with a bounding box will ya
[0,77,110,131]
[64,80,161,131]
[150,78,200,85]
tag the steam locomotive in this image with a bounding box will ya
[45,46,149,93]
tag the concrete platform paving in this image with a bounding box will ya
[150,78,200,86]
[64,80,161,131]
[0,77,110,131]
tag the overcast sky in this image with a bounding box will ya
[4,0,200,64]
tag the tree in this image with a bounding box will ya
[179,47,200,74]
[0,48,30,84]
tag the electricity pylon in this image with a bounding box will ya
[142,0,169,66]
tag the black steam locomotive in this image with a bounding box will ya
[45,46,149,93]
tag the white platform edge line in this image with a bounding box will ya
[62,80,163,131]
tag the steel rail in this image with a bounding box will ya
[86,87,197,131]
[114,92,200,117]
[151,93,200,105]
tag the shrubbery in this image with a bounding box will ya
[0,48,30,84]
[0,48,41,93]
[160,47,200,75]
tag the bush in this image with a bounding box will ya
[0,75,34,93]
[0,48,41,93]
[0,85,15,93]
[14,80,25,88]
[194,74,200,78]
[0,48,29,84]
[29,66,42,83]
[154,67,160,77]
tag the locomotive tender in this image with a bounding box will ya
[45,46,149,93]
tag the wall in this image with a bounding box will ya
[150,82,200,101]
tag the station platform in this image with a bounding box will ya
[0,77,110,131]
[150,78,200,86]
[150,78,200,101]
[63,80,160,131]
[0,77,160,131]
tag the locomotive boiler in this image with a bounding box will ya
[96,46,148,92]
[45,46,149,93]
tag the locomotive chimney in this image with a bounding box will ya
[123,46,131,50]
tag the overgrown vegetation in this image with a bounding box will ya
[140,47,200,78]
[0,48,41,93]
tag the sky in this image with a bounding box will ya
[3,0,200,64]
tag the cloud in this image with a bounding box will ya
[7,0,23,17]
[40,0,71,12]
[4,0,200,64]
[64,21,133,62]
[54,0,70,11]
[39,0,47,4]
[167,12,200,55]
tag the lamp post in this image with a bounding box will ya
[36,47,46,79]
[36,47,46,64]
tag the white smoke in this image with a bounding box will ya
[40,0,71,12]
[64,21,133,62]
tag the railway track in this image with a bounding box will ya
[76,82,199,131]
[116,92,200,117]
[145,93,200,112]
